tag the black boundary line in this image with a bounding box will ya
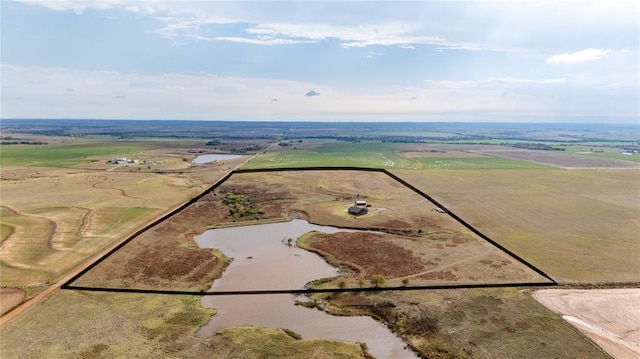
[62,166,557,294]
[62,281,554,296]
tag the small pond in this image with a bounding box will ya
[195,219,417,359]
[192,154,242,164]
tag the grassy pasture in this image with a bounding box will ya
[1,133,634,358]
[414,156,550,170]
[564,145,640,163]
[242,140,417,169]
[0,164,221,293]
[90,207,156,236]
[0,290,366,358]
[1,207,54,272]
[243,151,416,169]
[394,168,640,283]
[0,143,147,167]
[315,287,608,359]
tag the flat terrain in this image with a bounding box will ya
[533,288,640,359]
[310,287,609,359]
[393,169,640,283]
[471,148,640,169]
[2,167,610,359]
[0,143,249,310]
[0,290,367,358]
[75,170,548,291]
[2,121,638,358]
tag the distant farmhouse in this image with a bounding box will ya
[108,157,138,164]
[348,199,370,216]
[348,206,368,215]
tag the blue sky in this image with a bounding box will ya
[1,1,638,122]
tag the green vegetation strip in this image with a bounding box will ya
[0,144,146,167]
[415,157,550,169]
[564,146,640,163]
[243,151,415,169]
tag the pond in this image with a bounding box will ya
[192,154,242,164]
[194,219,417,359]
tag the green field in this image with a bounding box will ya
[243,147,416,169]
[415,157,550,169]
[564,145,640,163]
[0,144,146,167]
[243,152,550,170]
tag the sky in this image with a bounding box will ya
[1,0,639,123]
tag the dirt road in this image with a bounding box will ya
[533,288,640,359]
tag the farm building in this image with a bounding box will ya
[348,206,368,215]
[355,200,367,206]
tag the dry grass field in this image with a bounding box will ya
[2,133,635,358]
[311,287,609,359]
[393,168,640,284]
[2,166,611,359]
[75,170,549,292]
[0,290,367,358]
[0,150,248,311]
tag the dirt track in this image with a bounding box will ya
[533,288,640,359]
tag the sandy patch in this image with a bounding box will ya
[0,288,26,316]
[533,288,640,359]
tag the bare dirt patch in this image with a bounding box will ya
[533,288,640,359]
[0,288,25,316]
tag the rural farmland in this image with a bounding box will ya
[1,120,638,358]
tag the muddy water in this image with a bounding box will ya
[192,154,241,163]
[195,219,417,359]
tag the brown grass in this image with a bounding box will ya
[392,168,640,283]
[74,169,549,291]
[0,152,247,307]
[0,290,366,358]
[315,288,610,359]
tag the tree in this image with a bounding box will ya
[402,277,410,286]
[370,275,385,288]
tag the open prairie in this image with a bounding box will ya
[0,290,367,358]
[2,166,608,359]
[308,287,609,359]
[1,121,637,359]
[0,143,249,311]
[392,169,640,283]
[75,170,550,292]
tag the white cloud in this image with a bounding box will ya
[16,0,639,55]
[546,48,611,63]
[190,35,313,46]
[4,65,634,121]
[424,77,567,89]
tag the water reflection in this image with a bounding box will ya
[195,219,417,359]
[192,154,242,163]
